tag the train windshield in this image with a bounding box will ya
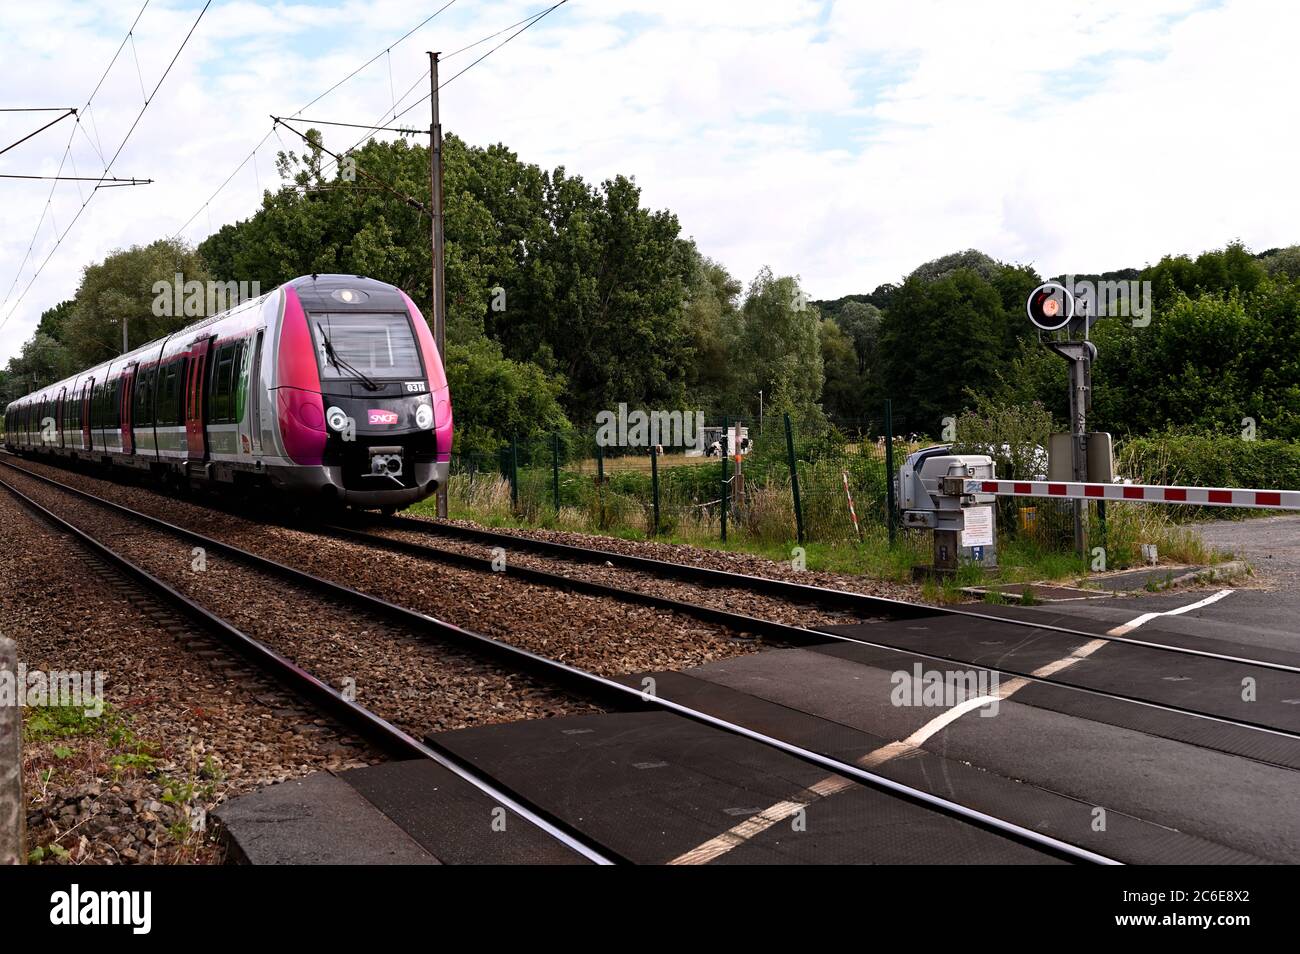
[310,312,423,384]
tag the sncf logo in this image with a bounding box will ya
[368,410,399,426]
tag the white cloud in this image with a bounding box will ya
[2,0,1298,366]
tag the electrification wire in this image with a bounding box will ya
[272,117,428,214]
[317,2,567,179]
[170,0,460,239]
[0,0,209,333]
[0,0,153,317]
[0,174,152,184]
[0,109,76,158]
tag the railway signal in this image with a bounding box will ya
[1027,281,1073,332]
[1028,281,1102,555]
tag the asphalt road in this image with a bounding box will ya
[995,515,1300,653]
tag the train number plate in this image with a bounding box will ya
[368,410,399,426]
[404,381,426,393]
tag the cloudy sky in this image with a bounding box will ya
[1,0,1296,362]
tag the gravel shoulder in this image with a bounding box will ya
[4,458,774,675]
[435,515,924,601]
[0,488,381,865]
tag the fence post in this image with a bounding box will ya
[720,417,729,543]
[784,412,804,544]
[595,438,606,528]
[551,432,561,514]
[650,446,660,535]
[510,435,519,513]
[884,399,896,546]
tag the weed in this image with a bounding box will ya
[23,705,109,744]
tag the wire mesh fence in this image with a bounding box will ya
[442,405,1200,561]
[447,410,899,544]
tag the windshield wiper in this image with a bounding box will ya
[321,333,382,391]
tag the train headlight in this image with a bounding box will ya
[326,406,350,432]
[415,403,434,430]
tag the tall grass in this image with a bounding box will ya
[428,431,1239,581]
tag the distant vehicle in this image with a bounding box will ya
[3,275,453,514]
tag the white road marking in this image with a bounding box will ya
[668,636,1108,865]
[1106,589,1234,636]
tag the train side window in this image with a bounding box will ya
[156,364,176,426]
[156,363,183,428]
[177,360,189,425]
[134,368,153,427]
[209,344,236,424]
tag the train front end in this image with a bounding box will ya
[274,274,453,511]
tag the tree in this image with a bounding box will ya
[443,338,571,459]
[879,268,1007,431]
[909,249,1002,284]
[681,250,742,409]
[1260,245,1300,283]
[818,318,861,421]
[834,300,883,375]
[61,239,211,366]
[727,268,824,422]
[199,133,698,427]
[4,300,77,395]
[1142,240,1267,303]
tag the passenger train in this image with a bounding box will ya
[2,275,453,513]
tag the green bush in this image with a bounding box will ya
[1119,435,1300,491]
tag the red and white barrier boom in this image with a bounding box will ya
[964,479,1300,511]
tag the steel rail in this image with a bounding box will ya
[0,460,1119,864]
[368,513,1300,675]
[5,456,1295,740]
[311,520,1300,745]
[0,473,621,866]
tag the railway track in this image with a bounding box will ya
[0,456,1122,865]
[0,469,618,865]
[11,455,1297,756]
[322,509,1300,757]
[357,511,1300,674]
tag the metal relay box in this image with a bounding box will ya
[896,445,999,570]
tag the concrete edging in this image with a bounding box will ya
[1162,560,1252,590]
[0,637,22,865]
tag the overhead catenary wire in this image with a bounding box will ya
[317,2,568,179]
[380,1,568,130]
[0,0,153,318]
[192,1,567,216]
[271,117,428,215]
[170,0,461,240]
[0,174,152,184]
[0,0,210,334]
[0,108,76,158]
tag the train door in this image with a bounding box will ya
[56,386,66,448]
[185,337,213,460]
[120,366,136,455]
[81,378,94,450]
[248,330,264,453]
